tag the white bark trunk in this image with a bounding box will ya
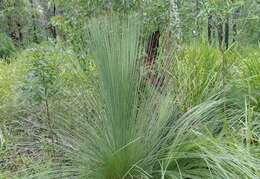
[169,0,182,44]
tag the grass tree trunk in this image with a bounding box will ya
[169,0,182,48]
[145,30,160,68]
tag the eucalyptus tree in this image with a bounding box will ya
[169,0,182,46]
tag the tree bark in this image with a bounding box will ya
[217,18,224,48]
[196,0,200,37]
[29,0,38,43]
[51,0,57,39]
[145,30,160,69]
[169,0,181,47]
[232,9,239,43]
[48,0,57,39]
[208,13,213,44]
[224,16,229,50]
[7,16,12,38]
[17,22,23,43]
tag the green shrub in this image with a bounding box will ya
[17,42,94,105]
[0,33,16,61]
[20,48,61,105]
[0,42,92,177]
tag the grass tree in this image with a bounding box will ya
[15,15,260,179]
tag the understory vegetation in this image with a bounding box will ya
[1,0,260,179]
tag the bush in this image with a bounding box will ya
[0,33,16,61]
[19,46,61,105]
[0,42,94,177]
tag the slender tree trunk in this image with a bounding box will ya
[217,18,224,48]
[11,1,22,44]
[7,16,12,38]
[196,0,200,37]
[17,22,23,43]
[7,2,14,41]
[224,16,229,50]
[169,0,182,47]
[232,9,239,43]
[51,0,57,39]
[43,76,55,158]
[30,0,38,43]
[208,13,213,44]
[232,19,237,43]
[221,47,227,114]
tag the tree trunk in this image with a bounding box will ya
[196,0,200,38]
[232,19,237,43]
[51,0,57,39]
[169,0,181,47]
[208,13,213,44]
[30,0,38,43]
[217,19,224,48]
[224,16,229,50]
[145,30,166,90]
[7,1,13,39]
[7,16,12,38]
[17,22,23,43]
[232,9,239,43]
[145,30,160,69]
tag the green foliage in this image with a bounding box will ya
[0,41,95,178]
[0,58,25,124]
[10,15,259,179]
[0,32,16,60]
[0,0,260,177]
[171,42,223,111]
[18,43,61,105]
[228,48,260,111]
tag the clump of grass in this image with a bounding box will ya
[226,49,260,123]
[170,42,225,112]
